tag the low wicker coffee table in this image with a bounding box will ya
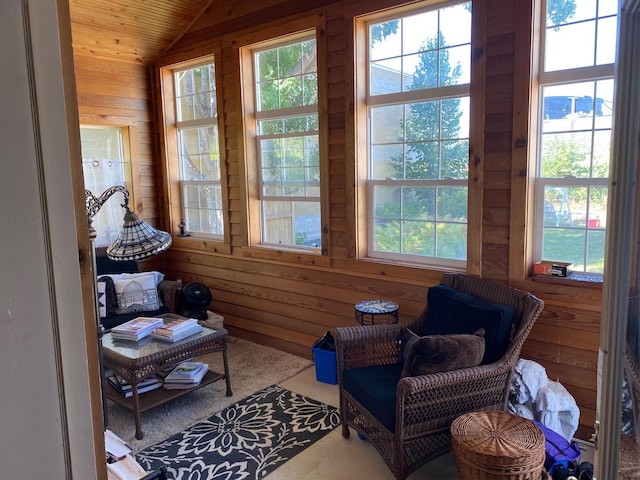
[102,318,232,439]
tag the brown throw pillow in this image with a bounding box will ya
[400,328,485,377]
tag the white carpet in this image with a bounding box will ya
[107,337,313,452]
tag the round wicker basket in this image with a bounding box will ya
[451,411,547,480]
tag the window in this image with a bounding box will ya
[534,0,617,275]
[174,62,223,238]
[80,126,131,247]
[363,2,471,268]
[245,34,321,250]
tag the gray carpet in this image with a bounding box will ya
[107,337,313,452]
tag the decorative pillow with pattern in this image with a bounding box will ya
[400,327,485,377]
[113,272,162,314]
[97,275,118,319]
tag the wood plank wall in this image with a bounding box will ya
[72,0,600,440]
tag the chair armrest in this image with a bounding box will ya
[396,362,513,433]
[332,324,406,372]
[158,280,182,313]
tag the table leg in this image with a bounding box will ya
[131,383,144,440]
[222,347,232,396]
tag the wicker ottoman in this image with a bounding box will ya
[451,411,547,480]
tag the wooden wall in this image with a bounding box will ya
[72,0,600,440]
[73,53,167,270]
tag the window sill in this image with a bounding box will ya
[532,272,603,286]
[242,245,330,267]
[171,235,231,254]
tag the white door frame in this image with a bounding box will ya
[597,0,640,478]
[0,0,103,477]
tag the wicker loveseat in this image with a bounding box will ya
[331,273,545,480]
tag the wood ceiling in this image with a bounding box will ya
[68,0,213,64]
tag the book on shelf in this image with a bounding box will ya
[163,361,208,388]
[107,376,162,398]
[150,323,202,342]
[110,317,164,341]
[106,454,148,480]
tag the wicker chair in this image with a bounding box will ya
[331,273,545,480]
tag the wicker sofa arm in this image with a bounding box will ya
[158,279,182,314]
[396,362,513,430]
[332,324,406,372]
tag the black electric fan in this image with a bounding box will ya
[179,282,212,320]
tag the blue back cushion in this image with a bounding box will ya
[423,285,515,364]
[96,255,138,275]
[343,364,403,432]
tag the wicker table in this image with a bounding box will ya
[451,411,546,480]
[102,318,232,439]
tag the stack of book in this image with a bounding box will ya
[150,317,202,342]
[107,374,162,398]
[110,317,164,342]
[163,361,208,389]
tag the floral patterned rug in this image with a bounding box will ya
[135,385,340,480]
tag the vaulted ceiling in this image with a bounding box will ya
[68,0,213,64]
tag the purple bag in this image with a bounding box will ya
[532,420,582,477]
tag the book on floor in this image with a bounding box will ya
[106,454,148,480]
[105,429,132,462]
[110,317,165,341]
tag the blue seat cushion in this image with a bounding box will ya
[343,363,403,432]
[423,285,516,365]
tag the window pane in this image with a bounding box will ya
[371,184,465,261]
[541,184,606,273]
[182,182,223,235]
[544,0,617,72]
[540,80,612,180]
[368,2,471,96]
[259,134,319,199]
[81,126,128,247]
[371,98,469,181]
[255,39,318,112]
[261,200,321,247]
[175,64,216,122]
[178,126,220,181]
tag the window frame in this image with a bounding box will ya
[240,28,328,258]
[356,0,475,271]
[160,56,230,250]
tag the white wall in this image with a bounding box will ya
[0,0,100,477]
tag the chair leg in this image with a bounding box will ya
[342,423,350,438]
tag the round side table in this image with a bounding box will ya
[354,300,399,325]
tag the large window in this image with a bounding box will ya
[364,2,471,268]
[246,34,321,250]
[534,0,617,275]
[80,126,131,247]
[174,62,224,238]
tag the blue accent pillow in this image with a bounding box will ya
[423,285,515,364]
